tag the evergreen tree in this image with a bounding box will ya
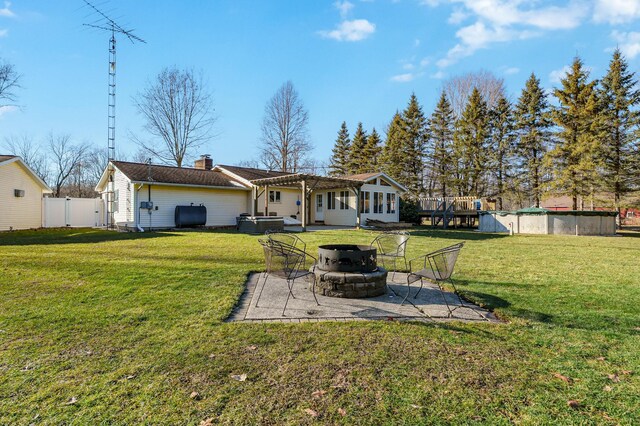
[453,87,490,196]
[347,122,368,174]
[329,121,351,176]
[363,128,382,170]
[428,91,455,198]
[514,73,552,207]
[400,93,428,198]
[549,57,600,210]
[489,95,517,209]
[598,49,640,217]
[380,112,406,182]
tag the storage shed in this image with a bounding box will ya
[0,155,53,231]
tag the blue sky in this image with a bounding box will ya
[1,0,640,167]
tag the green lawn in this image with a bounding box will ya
[0,228,638,424]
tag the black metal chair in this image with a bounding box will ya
[370,231,410,280]
[265,231,306,253]
[402,242,469,318]
[257,238,318,316]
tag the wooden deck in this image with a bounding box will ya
[417,196,480,228]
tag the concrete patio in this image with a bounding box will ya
[228,272,498,323]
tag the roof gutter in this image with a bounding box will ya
[129,181,250,191]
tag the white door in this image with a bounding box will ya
[315,193,324,221]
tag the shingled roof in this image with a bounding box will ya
[342,172,379,181]
[216,164,293,182]
[112,161,248,189]
[0,155,17,163]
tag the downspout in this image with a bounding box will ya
[135,183,145,232]
[148,184,152,231]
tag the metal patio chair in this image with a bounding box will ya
[402,242,474,318]
[257,238,319,316]
[370,231,410,280]
[265,231,307,254]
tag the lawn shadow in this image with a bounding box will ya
[408,228,510,241]
[0,228,179,246]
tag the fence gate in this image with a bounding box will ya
[43,197,105,228]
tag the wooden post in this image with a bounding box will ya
[354,187,361,229]
[251,187,257,216]
[264,185,269,216]
[301,179,307,232]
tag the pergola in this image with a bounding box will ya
[250,173,365,231]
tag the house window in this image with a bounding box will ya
[269,190,281,203]
[387,193,396,214]
[114,189,119,213]
[373,192,384,213]
[339,190,350,210]
[627,211,635,218]
[327,191,336,210]
[360,191,370,213]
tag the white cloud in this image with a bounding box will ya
[0,1,14,18]
[391,72,420,82]
[594,0,640,24]
[0,28,7,37]
[319,19,376,42]
[419,57,430,67]
[611,30,640,59]
[0,105,18,118]
[504,67,520,75]
[334,0,355,19]
[549,65,570,84]
[448,8,467,25]
[436,21,535,68]
[414,38,421,47]
[431,70,446,79]
[427,1,589,69]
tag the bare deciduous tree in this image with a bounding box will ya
[442,70,507,118]
[3,134,49,182]
[133,67,216,167]
[48,134,89,197]
[0,59,21,108]
[259,81,312,173]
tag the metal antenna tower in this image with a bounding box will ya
[83,0,145,228]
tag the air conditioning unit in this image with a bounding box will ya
[14,189,25,197]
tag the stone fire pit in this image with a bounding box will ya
[312,244,387,298]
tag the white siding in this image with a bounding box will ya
[250,187,301,218]
[317,189,357,226]
[0,162,45,231]
[359,181,401,223]
[136,184,249,229]
[310,180,401,226]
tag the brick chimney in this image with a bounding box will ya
[194,154,213,170]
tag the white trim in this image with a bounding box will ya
[130,181,250,191]
[0,156,53,193]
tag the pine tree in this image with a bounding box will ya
[363,128,382,170]
[428,91,455,198]
[329,121,351,176]
[453,87,490,196]
[380,112,406,183]
[514,73,552,208]
[489,96,516,209]
[400,93,428,198]
[549,57,600,210]
[347,122,368,174]
[598,49,640,217]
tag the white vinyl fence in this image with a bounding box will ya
[43,197,104,228]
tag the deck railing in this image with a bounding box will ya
[418,196,479,212]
